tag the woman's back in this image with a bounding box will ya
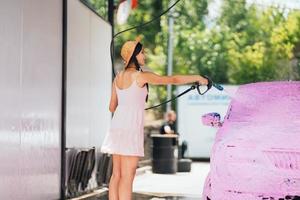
[115,70,147,108]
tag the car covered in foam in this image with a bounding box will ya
[202,81,300,200]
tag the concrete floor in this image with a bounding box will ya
[133,162,210,199]
[81,162,210,200]
[82,193,200,200]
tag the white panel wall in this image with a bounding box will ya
[177,85,237,158]
[0,0,62,199]
[67,0,112,148]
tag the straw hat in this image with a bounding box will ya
[120,37,142,67]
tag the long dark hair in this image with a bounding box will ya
[126,42,149,102]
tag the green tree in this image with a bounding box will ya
[88,0,300,117]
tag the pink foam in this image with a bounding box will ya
[203,81,300,200]
[202,113,222,128]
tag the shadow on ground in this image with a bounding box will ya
[84,192,201,200]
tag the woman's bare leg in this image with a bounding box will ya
[109,154,121,200]
[118,155,139,200]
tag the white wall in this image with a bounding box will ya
[66,0,112,149]
[0,0,62,199]
[0,0,113,198]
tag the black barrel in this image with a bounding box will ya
[151,134,178,174]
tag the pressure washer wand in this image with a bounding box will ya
[145,75,223,110]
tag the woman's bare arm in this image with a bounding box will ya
[109,79,118,112]
[139,71,208,86]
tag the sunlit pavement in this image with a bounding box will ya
[133,162,210,199]
[81,162,210,200]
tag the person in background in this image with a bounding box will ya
[159,110,188,158]
[160,110,178,135]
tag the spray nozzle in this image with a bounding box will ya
[203,75,224,91]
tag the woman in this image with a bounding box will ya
[101,38,208,200]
